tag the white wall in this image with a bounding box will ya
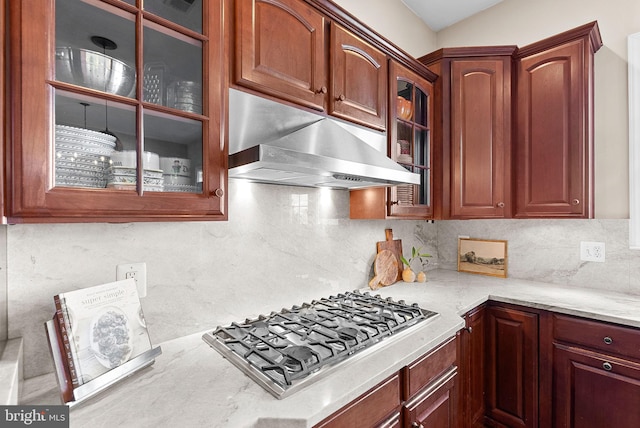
[332,0,437,57]
[434,0,640,218]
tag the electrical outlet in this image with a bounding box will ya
[116,262,147,297]
[580,241,605,262]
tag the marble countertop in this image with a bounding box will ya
[21,270,640,428]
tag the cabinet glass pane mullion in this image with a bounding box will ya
[415,127,430,206]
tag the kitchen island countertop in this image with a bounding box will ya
[21,270,640,428]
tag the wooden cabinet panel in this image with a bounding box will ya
[460,305,487,428]
[554,313,640,360]
[234,0,327,111]
[402,336,456,399]
[486,305,539,428]
[402,368,457,428]
[553,344,640,428]
[419,47,514,220]
[450,58,511,218]
[330,23,387,130]
[314,373,401,428]
[515,22,602,218]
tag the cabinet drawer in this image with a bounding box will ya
[402,336,457,400]
[314,373,401,428]
[553,314,640,360]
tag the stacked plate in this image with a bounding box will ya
[55,125,116,188]
[106,167,164,192]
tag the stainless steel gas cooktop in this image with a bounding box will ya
[202,290,438,398]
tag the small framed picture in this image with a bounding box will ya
[458,238,508,278]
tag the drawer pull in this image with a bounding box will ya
[603,336,613,345]
[603,362,613,371]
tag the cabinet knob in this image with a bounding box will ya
[337,94,346,102]
[317,86,327,94]
[466,326,473,333]
[603,361,613,371]
[411,423,424,428]
[212,188,224,198]
[603,336,613,345]
[497,202,505,208]
[572,199,580,205]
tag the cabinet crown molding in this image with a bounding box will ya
[418,45,518,64]
[516,20,603,58]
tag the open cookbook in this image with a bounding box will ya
[45,278,161,405]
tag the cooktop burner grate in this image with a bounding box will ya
[202,290,438,398]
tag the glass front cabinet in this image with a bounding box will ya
[350,61,435,219]
[7,0,226,222]
[389,62,434,218]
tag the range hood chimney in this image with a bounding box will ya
[228,89,421,190]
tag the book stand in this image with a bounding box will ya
[45,319,162,408]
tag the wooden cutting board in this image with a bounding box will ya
[369,250,398,290]
[376,229,403,281]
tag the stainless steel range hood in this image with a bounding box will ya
[228,89,421,190]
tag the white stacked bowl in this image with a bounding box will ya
[54,124,116,188]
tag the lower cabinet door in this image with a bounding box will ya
[486,305,538,428]
[553,344,640,428]
[403,368,457,428]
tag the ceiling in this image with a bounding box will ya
[401,0,505,31]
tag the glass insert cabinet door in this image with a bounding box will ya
[54,0,202,193]
[8,0,225,221]
[389,63,434,218]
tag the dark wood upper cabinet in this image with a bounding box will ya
[515,21,602,218]
[6,0,226,223]
[329,23,387,130]
[234,0,327,111]
[234,1,388,131]
[421,47,515,219]
[349,61,435,220]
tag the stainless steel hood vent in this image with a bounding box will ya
[228,89,421,190]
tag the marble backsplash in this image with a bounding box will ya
[3,180,639,380]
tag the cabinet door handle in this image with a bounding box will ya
[212,188,224,198]
[411,423,424,428]
[572,199,580,205]
[316,86,327,94]
[466,326,473,333]
[337,94,346,102]
[497,202,505,208]
[603,336,613,345]
[603,361,613,371]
